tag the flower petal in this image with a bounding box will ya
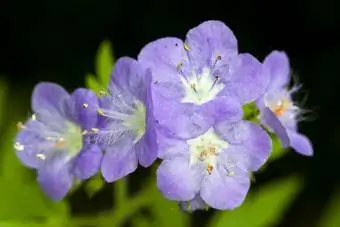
[222,53,269,104]
[138,37,187,100]
[31,82,69,119]
[101,136,138,182]
[202,96,243,124]
[185,20,238,70]
[37,154,73,201]
[200,167,250,210]
[261,107,290,147]
[263,51,290,90]
[178,194,208,212]
[69,88,99,130]
[156,129,189,160]
[215,121,272,171]
[110,57,147,100]
[73,145,102,179]
[153,96,211,139]
[287,130,313,156]
[157,158,203,201]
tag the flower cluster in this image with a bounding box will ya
[13,20,313,211]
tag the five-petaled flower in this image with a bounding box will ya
[256,51,313,156]
[156,116,272,210]
[14,82,101,200]
[93,57,158,182]
[138,20,270,139]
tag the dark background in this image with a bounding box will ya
[1,0,338,226]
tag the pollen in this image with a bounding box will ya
[36,153,46,160]
[184,43,190,51]
[97,109,105,116]
[272,99,289,117]
[14,142,24,151]
[207,164,213,174]
[82,103,89,108]
[91,128,99,133]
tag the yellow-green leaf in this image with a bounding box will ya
[208,176,302,227]
[85,73,104,94]
[95,40,114,86]
[317,187,340,227]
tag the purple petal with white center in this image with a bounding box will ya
[215,121,272,171]
[138,37,187,100]
[31,82,69,120]
[101,135,138,182]
[263,51,290,90]
[287,130,313,156]
[37,154,73,201]
[179,194,208,212]
[201,96,243,124]
[262,107,290,147]
[157,158,203,201]
[153,95,211,140]
[222,53,269,104]
[110,57,147,100]
[185,20,238,71]
[72,145,102,180]
[200,166,250,210]
[68,88,99,130]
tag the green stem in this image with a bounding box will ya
[114,178,128,207]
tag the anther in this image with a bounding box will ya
[83,103,89,108]
[177,63,184,76]
[14,142,24,151]
[190,84,197,93]
[55,138,65,148]
[36,153,46,160]
[99,90,106,97]
[212,55,222,69]
[97,109,105,116]
[184,43,190,51]
[82,130,88,135]
[91,128,99,133]
[207,164,213,175]
[210,76,219,91]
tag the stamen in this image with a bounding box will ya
[177,63,185,76]
[207,164,213,175]
[83,103,89,108]
[99,90,107,97]
[14,142,24,151]
[82,130,88,135]
[36,153,46,160]
[209,76,219,91]
[212,55,222,69]
[97,108,133,121]
[184,43,190,51]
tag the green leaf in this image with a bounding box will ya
[317,187,340,227]
[84,173,105,198]
[85,73,105,94]
[149,183,190,227]
[95,40,114,86]
[208,176,302,227]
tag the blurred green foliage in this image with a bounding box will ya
[0,40,331,227]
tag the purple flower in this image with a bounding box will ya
[138,20,269,139]
[156,116,272,210]
[256,51,313,156]
[94,57,158,182]
[14,82,102,200]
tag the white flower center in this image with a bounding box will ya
[187,128,229,174]
[180,68,224,105]
[97,99,146,144]
[264,90,299,124]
